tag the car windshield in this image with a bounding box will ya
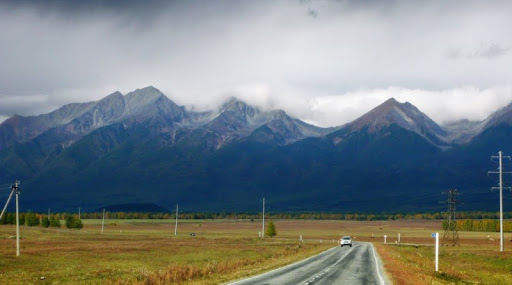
[342,237,351,240]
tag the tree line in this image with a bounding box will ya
[0,212,82,229]
[444,219,512,233]
[1,211,512,223]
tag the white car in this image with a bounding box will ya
[340,236,352,247]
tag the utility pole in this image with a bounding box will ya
[0,180,20,256]
[441,189,460,246]
[262,198,265,238]
[14,181,20,257]
[489,151,512,252]
[78,207,81,219]
[174,204,178,236]
[101,208,105,234]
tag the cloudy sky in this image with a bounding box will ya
[1,0,511,127]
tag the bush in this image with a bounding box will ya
[65,215,83,229]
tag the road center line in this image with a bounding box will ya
[304,244,356,285]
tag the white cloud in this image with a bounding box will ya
[296,86,512,127]
[1,1,511,127]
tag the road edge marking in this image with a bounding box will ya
[371,244,386,285]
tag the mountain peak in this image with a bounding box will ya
[140,85,159,92]
[351,98,418,129]
[381,97,399,106]
[123,86,180,118]
[125,86,164,100]
[217,97,262,120]
[349,98,448,145]
[222,97,249,111]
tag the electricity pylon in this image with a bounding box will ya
[441,189,460,246]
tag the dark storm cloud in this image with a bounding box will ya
[1,0,170,14]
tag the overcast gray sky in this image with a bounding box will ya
[1,0,511,126]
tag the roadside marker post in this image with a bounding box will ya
[432,232,439,271]
[384,235,387,244]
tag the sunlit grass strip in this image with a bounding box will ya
[108,241,332,285]
[375,242,512,284]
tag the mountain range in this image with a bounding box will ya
[1,86,511,213]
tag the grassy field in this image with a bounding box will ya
[1,219,512,284]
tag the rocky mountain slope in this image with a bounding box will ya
[1,87,511,212]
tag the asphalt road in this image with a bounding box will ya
[229,242,389,285]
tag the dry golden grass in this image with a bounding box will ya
[0,220,334,284]
[2,219,512,284]
[370,221,512,285]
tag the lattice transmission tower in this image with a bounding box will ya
[442,189,460,246]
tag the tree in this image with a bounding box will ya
[49,216,61,228]
[0,212,8,224]
[41,217,50,228]
[265,220,277,237]
[25,212,40,226]
[442,220,448,230]
[6,213,15,225]
[65,215,83,229]
[19,213,25,225]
